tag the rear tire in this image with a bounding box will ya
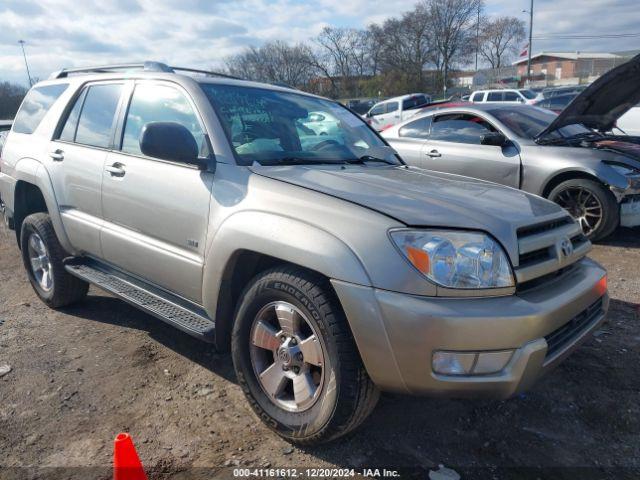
[548,178,619,241]
[20,213,89,308]
[231,266,379,445]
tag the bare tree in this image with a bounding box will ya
[479,16,526,69]
[224,0,498,99]
[364,24,386,76]
[0,81,28,119]
[226,41,316,88]
[426,0,483,93]
[313,26,376,97]
[371,3,435,94]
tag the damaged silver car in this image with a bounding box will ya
[383,54,640,240]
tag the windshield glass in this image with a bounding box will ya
[489,106,591,139]
[519,89,537,100]
[200,83,396,166]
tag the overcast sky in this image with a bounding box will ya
[0,0,638,85]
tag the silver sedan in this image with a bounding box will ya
[382,103,640,240]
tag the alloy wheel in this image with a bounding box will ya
[553,186,603,236]
[27,232,53,292]
[249,301,325,412]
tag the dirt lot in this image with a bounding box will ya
[0,221,638,480]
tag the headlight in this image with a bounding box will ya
[390,230,514,289]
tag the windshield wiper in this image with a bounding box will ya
[258,157,346,166]
[537,131,604,146]
[345,155,398,165]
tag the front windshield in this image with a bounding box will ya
[489,106,591,139]
[200,83,397,166]
[519,89,537,100]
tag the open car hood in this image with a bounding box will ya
[537,53,640,138]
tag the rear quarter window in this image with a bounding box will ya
[12,84,69,134]
[399,117,431,139]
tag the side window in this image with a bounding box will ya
[550,97,568,109]
[487,92,503,102]
[13,84,69,134]
[386,102,399,113]
[504,92,519,102]
[121,83,206,157]
[75,84,123,148]
[369,104,385,116]
[430,114,497,144]
[59,89,87,142]
[399,116,431,139]
[402,95,427,110]
[470,92,482,102]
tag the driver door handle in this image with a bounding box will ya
[49,149,64,161]
[426,150,441,158]
[105,163,126,177]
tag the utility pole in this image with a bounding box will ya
[475,3,480,71]
[18,40,33,86]
[526,0,534,82]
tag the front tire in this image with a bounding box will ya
[548,178,619,241]
[231,266,379,445]
[20,213,89,308]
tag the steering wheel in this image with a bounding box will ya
[311,139,341,151]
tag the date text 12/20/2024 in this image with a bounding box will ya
[232,468,401,477]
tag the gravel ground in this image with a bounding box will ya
[0,221,638,480]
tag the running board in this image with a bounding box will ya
[64,258,215,342]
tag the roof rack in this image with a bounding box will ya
[50,61,242,80]
[170,66,241,80]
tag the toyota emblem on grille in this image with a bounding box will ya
[559,237,574,257]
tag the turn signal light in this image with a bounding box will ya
[596,275,607,296]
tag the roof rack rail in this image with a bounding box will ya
[170,66,242,80]
[50,61,173,79]
[50,61,243,80]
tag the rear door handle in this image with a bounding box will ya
[49,149,64,161]
[426,150,441,158]
[105,163,126,177]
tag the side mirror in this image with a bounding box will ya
[480,132,507,146]
[140,122,205,168]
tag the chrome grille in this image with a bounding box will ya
[515,217,591,287]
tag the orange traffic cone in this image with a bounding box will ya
[113,433,148,480]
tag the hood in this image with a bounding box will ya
[251,165,566,257]
[537,53,640,137]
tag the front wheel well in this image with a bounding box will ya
[213,251,337,353]
[13,181,48,247]
[541,171,605,198]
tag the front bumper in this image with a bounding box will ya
[621,194,640,227]
[332,257,608,397]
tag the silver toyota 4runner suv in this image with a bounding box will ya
[0,62,609,444]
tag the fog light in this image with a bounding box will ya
[474,351,513,374]
[432,352,476,375]
[432,350,514,375]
